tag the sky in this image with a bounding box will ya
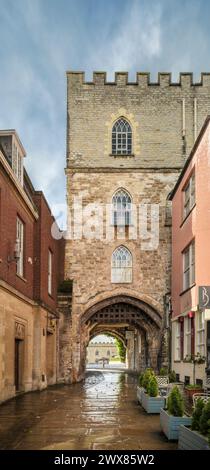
[1,0,210,222]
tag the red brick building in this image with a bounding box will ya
[0,129,64,402]
[169,117,210,385]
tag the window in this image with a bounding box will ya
[107,350,110,356]
[95,350,99,356]
[183,173,195,219]
[183,240,195,290]
[185,316,191,356]
[17,152,23,184]
[196,379,203,387]
[184,376,190,385]
[12,143,23,185]
[112,189,131,226]
[111,246,132,283]
[48,250,52,295]
[175,322,181,360]
[197,311,205,356]
[112,118,132,155]
[16,217,24,277]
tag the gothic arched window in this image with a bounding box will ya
[112,189,132,226]
[111,246,132,283]
[112,118,132,155]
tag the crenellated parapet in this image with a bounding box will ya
[66,71,210,87]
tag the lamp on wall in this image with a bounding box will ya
[188,311,195,318]
[7,240,20,263]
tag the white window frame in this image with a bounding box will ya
[48,249,53,296]
[16,217,24,277]
[183,241,195,290]
[12,143,23,185]
[112,189,132,226]
[175,322,181,361]
[112,118,132,155]
[111,246,132,283]
[184,316,191,356]
[197,311,205,356]
[17,151,23,185]
[183,172,195,219]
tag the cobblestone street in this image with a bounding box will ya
[0,371,176,450]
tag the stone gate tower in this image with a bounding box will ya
[63,71,210,382]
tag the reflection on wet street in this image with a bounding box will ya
[0,371,176,450]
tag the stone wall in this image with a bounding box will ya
[65,71,210,381]
[0,282,57,403]
[67,72,210,170]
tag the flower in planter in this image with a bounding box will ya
[167,386,184,417]
[194,353,206,364]
[142,368,154,392]
[200,400,210,435]
[185,384,204,390]
[138,373,144,387]
[183,353,206,364]
[159,367,168,376]
[168,370,176,383]
[148,376,158,397]
[192,398,205,431]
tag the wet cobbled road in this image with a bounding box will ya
[0,371,176,450]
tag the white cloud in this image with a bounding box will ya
[1,0,210,213]
[88,0,162,77]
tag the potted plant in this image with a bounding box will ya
[178,398,210,450]
[168,370,176,383]
[137,373,144,404]
[184,384,204,400]
[183,353,206,399]
[141,374,165,414]
[137,369,153,404]
[160,386,191,440]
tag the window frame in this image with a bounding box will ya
[16,216,24,278]
[48,249,53,296]
[183,240,195,291]
[12,142,23,185]
[183,172,195,220]
[112,118,132,155]
[184,316,192,356]
[112,189,132,227]
[175,321,181,361]
[111,246,132,284]
[197,311,205,356]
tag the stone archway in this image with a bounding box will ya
[73,294,163,382]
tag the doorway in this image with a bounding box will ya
[14,338,23,391]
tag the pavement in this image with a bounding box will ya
[0,370,177,450]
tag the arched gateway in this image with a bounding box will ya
[58,291,166,384]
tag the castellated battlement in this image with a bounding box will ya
[66,69,210,171]
[66,71,210,87]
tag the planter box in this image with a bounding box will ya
[178,425,210,450]
[141,390,165,414]
[160,408,192,441]
[137,386,144,404]
[184,387,203,400]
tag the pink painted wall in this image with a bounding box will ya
[172,121,210,318]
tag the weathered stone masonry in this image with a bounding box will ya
[63,71,210,382]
